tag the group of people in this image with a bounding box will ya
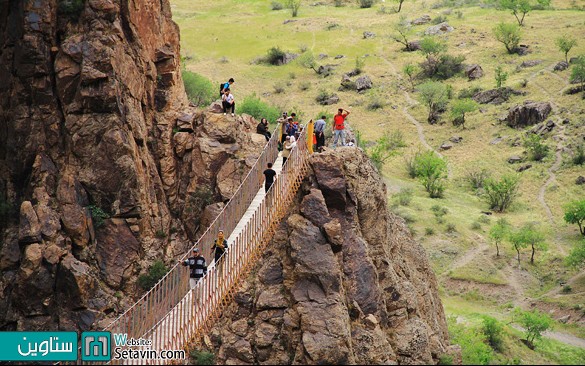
[181,230,228,289]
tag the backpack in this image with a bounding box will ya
[219,82,229,93]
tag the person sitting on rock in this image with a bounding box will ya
[220,77,234,98]
[180,247,207,289]
[256,118,271,141]
[222,88,235,116]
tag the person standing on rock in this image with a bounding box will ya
[263,162,277,193]
[222,88,235,116]
[332,108,350,148]
[257,118,271,141]
[219,77,234,98]
[314,115,327,152]
[180,247,207,289]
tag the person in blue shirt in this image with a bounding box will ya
[314,115,327,152]
[220,78,234,97]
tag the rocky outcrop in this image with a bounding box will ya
[465,64,483,80]
[425,22,454,35]
[0,0,265,331]
[205,149,457,365]
[505,101,552,128]
[472,87,524,105]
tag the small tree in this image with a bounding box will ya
[482,316,504,352]
[570,55,585,92]
[508,226,529,266]
[515,308,553,349]
[297,50,319,74]
[483,174,520,213]
[391,16,414,51]
[523,134,549,161]
[414,151,448,198]
[403,63,419,91]
[489,218,511,257]
[368,131,407,170]
[286,0,302,17]
[499,0,532,26]
[417,81,449,124]
[493,22,521,54]
[495,66,508,89]
[556,35,577,63]
[450,99,478,128]
[419,37,447,76]
[563,199,585,236]
[518,223,547,264]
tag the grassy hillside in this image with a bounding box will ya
[171,0,585,363]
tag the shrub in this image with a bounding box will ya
[419,37,448,77]
[465,168,491,191]
[395,187,414,206]
[392,16,414,51]
[562,285,572,293]
[138,260,169,290]
[403,63,419,91]
[572,144,585,165]
[271,1,284,10]
[458,86,483,99]
[315,90,336,105]
[357,0,376,8]
[273,82,286,94]
[495,66,509,88]
[88,205,109,228]
[471,221,482,230]
[417,81,449,124]
[183,71,216,107]
[432,15,448,24]
[514,308,553,348]
[264,46,287,65]
[563,199,585,236]
[448,317,493,364]
[523,134,549,161]
[0,195,14,228]
[434,54,466,80]
[415,151,448,198]
[366,98,385,110]
[367,131,406,170]
[482,316,504,352]
[483,174,520,212]
[570,55,585,91]
[190,349,215,365]
[238,93,280,122]
[478,215,491,224]
[405,150,424,178]
[299,81,311,91]
[493,22,521,54]
[438,354,454,365]
[425,227,435,236]
[566,240,585,267]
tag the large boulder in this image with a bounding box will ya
[355,75,373,92]
[472,87,524,105]
[18,201,42,244]
[411,15,431,25]
[505,101,552,128]
[95,219,140,289]
[465,64,483,80]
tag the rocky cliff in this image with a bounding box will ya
[205,149,459,365]
[0,0,266,331]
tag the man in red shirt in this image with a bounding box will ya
[332,108,350,148]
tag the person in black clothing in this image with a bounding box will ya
[263,162,277,193]
[180,247,207,289]
[211,230,228,264]
[257,118,271,141]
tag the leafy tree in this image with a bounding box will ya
[414,150,448,198]
[391,16,414,51]
[482,316,504,352]
[367,131,407,170]
[419,37,447,76]
[403,63,419,91]
[286,0,302,17]
[483,174,520,213]
[417,81,449,124]
[514,308,553,348]
[182,71,216,107]
[523,134,549,161]
[508,226,529,266]
[448,317,493,364]
[493,22,521,54]
[563,199,585,236]
[509,223,546,265]
[495,66,508,88]
[556,35,577,63]
[570,55,585,92]
[566,240,585,267]
[489,218,511,257]
[499,0,532,26]
[450,98,478,128]
[297,51,319,74]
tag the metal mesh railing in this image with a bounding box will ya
[102,125,311,364]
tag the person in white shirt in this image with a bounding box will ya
[222,89,235,116]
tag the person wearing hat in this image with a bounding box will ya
[211,230,229,264]
[180,247,207,289]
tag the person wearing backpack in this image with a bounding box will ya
[219,78,234,97]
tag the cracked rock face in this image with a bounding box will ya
[0,0,265,331]
[207,148,459,365]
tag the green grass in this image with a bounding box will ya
[171,0,585,361]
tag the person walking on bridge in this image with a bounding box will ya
[263,162,277,193]
[180,247,207,290]
[212,230,228,264]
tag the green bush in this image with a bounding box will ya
[458,86,483,99]
[448,316,493,364]
[271,1,283,10]
[570,55,585,90]
[357,0,376,8]
[138,260,169,291]
[238,93,280,122]
[414,151,448,198]
[572,144,585,166]
[264,46,287,65]
[88,205,109,228]
[563,199,585,236]
[514,308,553,348]
[190,349,215,365]
[432,15,448,24]
[482,316,504,352]
[495,66,509,88]
[450,98,478,128]
[445,223,457,233]
[523,134,549,161]
[465,168,491,191]
[367,131,406,170]
[183,71,216,107]
[395,187,414,206]
[483,174,520,212]
[471,221,482,230]
[425,227,435,236]
[438,354,454,365]
[417,81,449,124]
[566,240,585,267]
